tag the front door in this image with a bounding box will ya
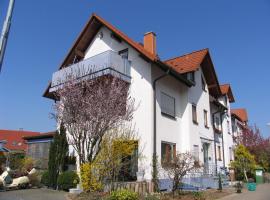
[203,143,209,174]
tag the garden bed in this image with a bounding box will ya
[67,188,235,200]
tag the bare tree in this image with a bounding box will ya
[162,152,200,193]
[53,75,135,165]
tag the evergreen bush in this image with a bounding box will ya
[57,171,79,191]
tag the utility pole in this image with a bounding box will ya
[0,0,15,72]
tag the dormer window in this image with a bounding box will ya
[201,75,206,91]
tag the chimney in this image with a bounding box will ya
[144,32,156,55]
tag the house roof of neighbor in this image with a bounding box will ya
[0,130,41,151]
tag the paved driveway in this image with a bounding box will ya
[0,188,67,200]
[220,183,270,200]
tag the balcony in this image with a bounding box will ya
[49,50,131,92]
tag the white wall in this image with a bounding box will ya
[84,26,154,180]
[186,68,215,165]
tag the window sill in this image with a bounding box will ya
[193,120,199,125]
[218,159,222,161]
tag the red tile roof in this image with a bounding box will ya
[164,49,209,73]
[0,130,41,151]
[43,13,193,99]
[164,49,222,98]
[220,84,235,103]
[231,109,248,123]
[23,132,55,140]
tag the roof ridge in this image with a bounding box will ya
[164,48,209,62]
[0,129,40,133]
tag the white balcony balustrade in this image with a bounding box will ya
[49,50,131,92]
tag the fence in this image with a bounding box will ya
[104,181,154,195]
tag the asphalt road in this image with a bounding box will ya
[220,183,270,200]
[0,188,67,200]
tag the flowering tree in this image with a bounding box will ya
[239,126,270,170]
[53,75,135,165]
[162,152,200,193]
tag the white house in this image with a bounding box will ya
[43,13,244,190]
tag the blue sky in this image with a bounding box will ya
[0,0,269,136]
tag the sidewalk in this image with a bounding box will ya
[219,184,270,200]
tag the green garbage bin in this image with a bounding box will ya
[255,167,264,184]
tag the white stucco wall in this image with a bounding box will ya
[63,25,236,182]
[186,68,215,165]
[84,26,154,180]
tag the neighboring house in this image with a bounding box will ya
[43,14,248,190]
[218,84,235,169]
[0,140,9,153]
[0,130,40,152]
[231,108,248,144]
[23,132,55,169]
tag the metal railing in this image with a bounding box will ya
[50,50,131,92]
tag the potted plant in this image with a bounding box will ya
[235,181,243,193]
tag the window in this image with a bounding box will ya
[161,142,176,164]
[204,110,208,128]
[119,49,130,76]
[192,104,198,124]
[161,92,175,117]
[193,145,199,161]
[217,146,222,161]
[187,72,195,82]
[227,121,230,134]
[224,96,228,107]
[215,116,220,130]
[229,147,233,161]
[201,75,206,91]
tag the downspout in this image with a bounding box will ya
[220,112,226,168]
[212,110,220,175]
[152,69,170,189]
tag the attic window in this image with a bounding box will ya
[201,75,206,92]
[187,72,195,82]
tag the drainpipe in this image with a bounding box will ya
[152,69,170,186]
[212,110,220,175]
[220,112,226,168]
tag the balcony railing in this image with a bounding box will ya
[49,50,131,92]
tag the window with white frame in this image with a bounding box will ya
[161,142,176,164]
[192,104,198,124]
[217,146,222,161]
[201,75,206,91]
[227,120,230,134]
[193,145,199,161]
[229,147,233,161]
[204,110,208,128]
[187,72,195,82]
[215,116,221,130]
[161,92,175,117]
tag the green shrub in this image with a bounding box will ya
[57,171,79,191]
[41,170,50,186]
[144,193,160,200]
[109,189,138,200]
[192,191,205,200]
